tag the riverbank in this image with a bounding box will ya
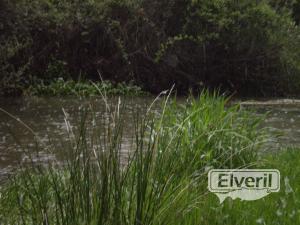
[1,93,298,224]
[25,79,147,97]
[2,0,300,97]
[1,149,299,224]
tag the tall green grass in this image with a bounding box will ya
[180,148,300,225]
[0,92,266,224]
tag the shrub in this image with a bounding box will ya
[152,0,300,95]
[1,0,300,96]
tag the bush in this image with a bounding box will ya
[152,0,300,95]
[1,0,300,96]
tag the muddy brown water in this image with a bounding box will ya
[0,97,300,180]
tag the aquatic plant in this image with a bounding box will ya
[26,78,146,97]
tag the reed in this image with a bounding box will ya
[0,91,266,224]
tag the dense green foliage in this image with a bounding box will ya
[1,0,300,96]
[26,78,146,96]
[0,93,266,224]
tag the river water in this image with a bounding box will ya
[0,97,300,179]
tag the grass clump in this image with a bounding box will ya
[0,92,266,224]
[26,78,146,97]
